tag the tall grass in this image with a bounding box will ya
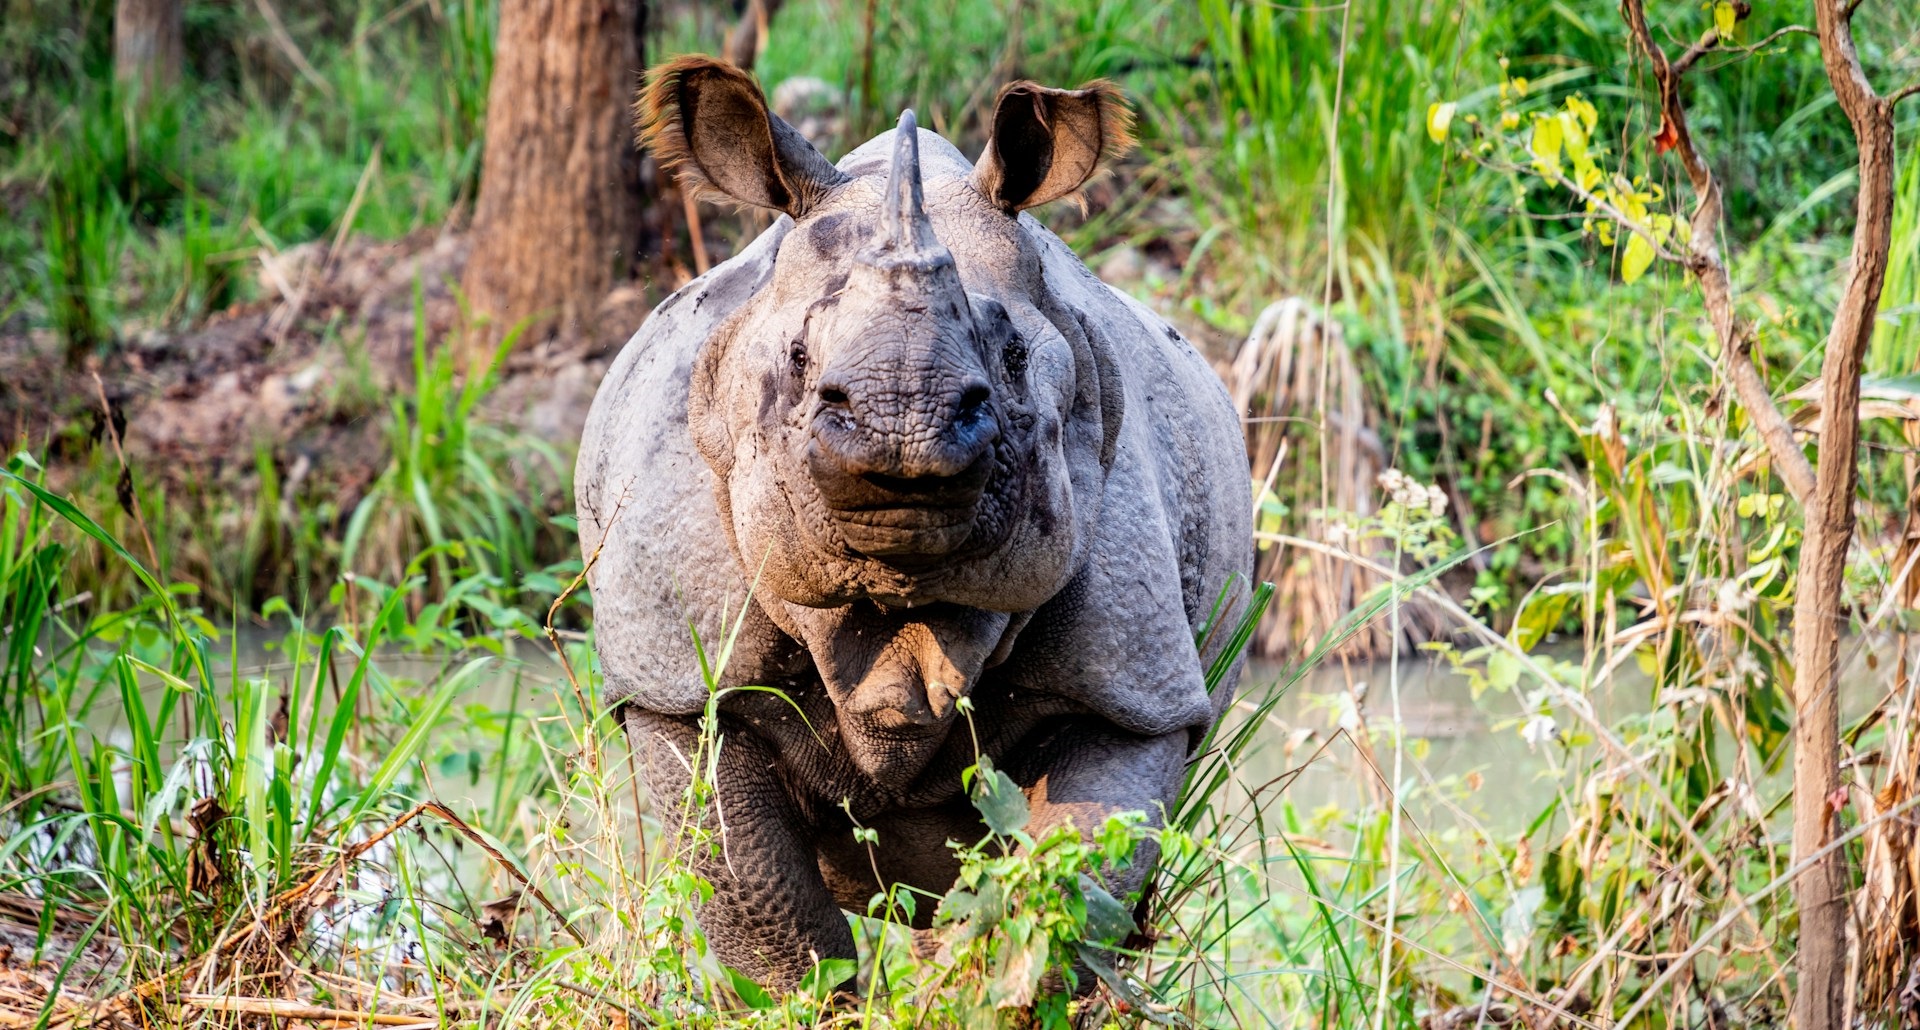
[3,0,499,346]
[338,289,565,606]
[0,458,483,964]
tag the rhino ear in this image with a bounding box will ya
[638,55,848,217]
[972,80,1134,213]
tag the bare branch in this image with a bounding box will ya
[1479,156,1686,264]
[1892,82,1920,107]
[1671,24,1813,77]
[1617,0,1816,502]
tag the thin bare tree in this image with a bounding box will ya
[1604,3,1916,1026]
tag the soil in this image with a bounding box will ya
[1,227,662,534]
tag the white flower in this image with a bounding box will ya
[1715,578,1754,615]
[1378,469,1449,516]
[1336,692,1364,735]
[1521,714,1559,749]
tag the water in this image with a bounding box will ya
[168,639,1598,832]
[1225,654,1594,836]
[166,630,1893,841]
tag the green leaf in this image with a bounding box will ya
[1860,373,1920,401]
[988,915,1046,1009]
[1512,590,1576,652]
[1080,876,1137,944]
[969,758,1029,836]
[798,957,856,998]
[939,877,1006,939]
[1486,650,1523,692]
[722,966,775,1010]
[1713,1,1737,41]
[1075,945,1178,1024]
[1621,232,1655,284]
[345,657,489,826]
[1425,101,1456,144]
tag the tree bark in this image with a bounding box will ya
[1612,4,1906,1026]
[1791,6,1898,1029]
[461,0,644,359]
[114,0,184,102]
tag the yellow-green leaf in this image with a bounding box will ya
[1529,114,1564,177]
[1426,101,1457,144]
[1713,1,1737,41]
[1567,95,1598,135]
[1621,232,1655,284]
[1559,111,1588,164]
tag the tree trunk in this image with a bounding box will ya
[114,0,184,101]
[461,0,644,360]
[1792,7,1900,1030]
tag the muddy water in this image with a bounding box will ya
[190,635,1894,840]
[169,642,1558,829]
[1224,654,1603,835]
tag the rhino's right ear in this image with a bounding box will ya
[638,55,848,218]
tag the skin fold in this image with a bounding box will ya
[576,57,1254,992]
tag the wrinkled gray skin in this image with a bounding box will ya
[577,63,1252,993]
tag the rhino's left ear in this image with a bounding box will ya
[972,80,1134,213]
[638,55,848,217]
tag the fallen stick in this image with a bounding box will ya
[180,994,434,1027]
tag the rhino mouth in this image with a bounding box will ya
[809,450,994,562]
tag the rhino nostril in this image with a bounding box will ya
[819,384,850,406]
[958,382,991,414]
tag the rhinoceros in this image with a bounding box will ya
[575,56,1254,991]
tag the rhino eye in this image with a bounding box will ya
[789,341,808,375]
[1002,334,1028,381]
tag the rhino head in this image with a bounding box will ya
[641,58,1134,778]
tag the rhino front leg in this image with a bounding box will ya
[1008,721,1190,903]
[622,707,856,993]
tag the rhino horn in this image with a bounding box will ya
[858,109,954,275]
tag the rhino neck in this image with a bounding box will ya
[776,601,1023,784]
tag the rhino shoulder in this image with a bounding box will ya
[576,223,797,714]
[1004,219,1256,740]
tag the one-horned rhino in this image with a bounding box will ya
[575,56,1254,992]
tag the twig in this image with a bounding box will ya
[1482,156,1686,264]
[1256,528,1788,977]
[1670,24,1813,76]
[1610,792,1920,1030]
[407,801,586,947]
[554,981,652,1027]
[1617,0,1817,503]
[348,0,430,53]
[329,142,382,270]
[0,591,91,637]
[252,0,335,97]
[89,374,161,574]
[179,995,436,1026]
[1892,82,1920,107]
[52,800,582,1029]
